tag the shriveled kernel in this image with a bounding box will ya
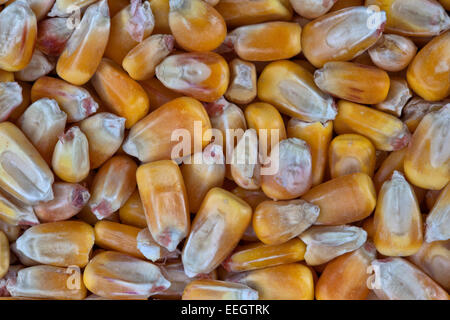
[182,280,258,300]
[14,50,54,82]
[375,78,412,116]
[368,34,417,72]
[36,17,73,56]
[290,0,337,19]
[0,231,9,278]
[425,183,450,242]
[0,82,22,122]
[402,98,448,133]
[118,190,147,228]
[0,189,39,226]
[52,126,90,183]
[225,59,257,105]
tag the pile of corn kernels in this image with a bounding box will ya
[0,0,449,300]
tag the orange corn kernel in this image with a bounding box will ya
[375,78,412,117]
[0,82,22,122]
[329,134,376,179]
[374,171,423,256]
[330,0,364,11]
[91,59,150,129]
[0,70,14,82]
[56,0,110,85]
[439,0,450,9]
[48,0,99,17]
[401,98,448,133]
[225,59,257,105]
[287,119,333,186]
[334,100,411,151]
[107,0,129,16]
[290,0,337,19]
[301,6,386,68]
[31,76,98,123]
[150,0,170,34]
[123,34,175,81]
[368,34,417,72]
[181,144,225,213]
[138,77,182,111]
[6,0,55,21]
[370,258,449,300]
[36,18,74,57]
[168,0,227,52]
[404,105,449,190]
[52,126,90,183]
[362,216,375,239]
[316,242,377,300]
[14,221,95,267]
[225,22,301,61]
[407,31,450,101]
[227,263,314,300]
[33,182,90,222]
[79,112,126,169]
[257,60,337,122]
[182,279,258,300]
[6,265,87,300]
[299,225,368,265]
[18,98,67,164]
[118,190,147,228]
[314,62,390,105]
[215,0,292,28]
[409,240,450,291]
[123,97,211,163]
[83,251,170,299]
[0,220,21,242]
[261,138,313,200]
[425,183,450,242]
[137,160,190,252]
[0,231,9,278]
[14,50,54,82]
[373,148,406,192]
[253,200,319,245]
[137,228,180,262]
[0,122,54,205]
[303,173,376,225]
[104,0,154,65]
[0,189,39,226]
[182,187,252,277]
[366,0,450,37]
[223,238,307,272]
[156,52,229,102]
[0,1,37,72]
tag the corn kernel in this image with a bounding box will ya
[14,50,54,82]
[0,82,22,122]
[36,17,73,57]
[182,279,258,300]
[138,77,182,111]
[368,34,417,72]
[48,0,99,17]
[56,0,110,85]
[150,0,170,34]
[253,200,319,245]
[330,0,364,11]
[290,0,337,19]
[0,220,20,242]
[425,189,442,212]
[375,78,412,117]
[137,228,180,262]
[425,182,450,242]
[258,60,337,122]
[373,148,406,192]
[118,190,147,228]
[0,231,9,278]
[225,59,257,105]
[0,189,39,226]
[402,98,448,133]
[0,69,14,82]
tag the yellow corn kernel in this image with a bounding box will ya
[118,190,147,228]
[137,160,190,252]
[138,77,182,111]
[0,69,14,82]
[91,59,150,129]
[168,0,227,52]
[225,22,301,62]
[36,17,74,56]
[6,265,87,300]
[56,0,110,85]
[334,100,411,151]
[225,59,257,105]
[215,0,292,28]
[150,0,170,34]
[18,98,67,164]
[0,1,36,72]
[31,76,98,123]
[181,144,225,213]
[375,78,412,117]
[287,120,333,186]
[404,105,449,190]
[227,263,314,300]
[14,221,95,267]
[401,98,448,133]
[52,126,90,183]
[0,231,9,278]
[301,6,386,68]
[33,182,90,222]
[182,187,252,277]
[314,61,390,105]
[6,0,55,20]
[14,49,54,82]
[257,60,336,122]
[370,258,449,300]
[253,200,319,245]
[83,251,170,299]
[374,171,423,256]
[409,240,450,291]
[329,134,376,179]
[368,34,417,72]
[0,82,23,122]
[123,97,211,163]
[0,189,39,226]
[261,138,313,200]
[107,0,129,16]
[48,0,99,17]
[104,0,154,65]
[182,279,258,300]
[366,0,450,37]
[302,172,376,225]
[0,220,20,241]
[425,183,450,242]
[223,239,307,272]
[79,112,126,169]
[407,31,450,101]
[123,34,174,81]
[156,52,230,103]
[316,242,376,300]
[373,149,406,192]
[290,0,337,19]
[0,122,54,205]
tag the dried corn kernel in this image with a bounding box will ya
[107,0,129,16]
[331,0,364,11]
[368,34,417,72]
[8,81,30,121]
[14,50,54,82]
[375,78,412,116]
[118,190,147,228]
[137,228,179,262]
[402,98,448,133]
[150,0,170,34]
[36,17,73,57]
[373,148,406,192]
[225,59,257,105]
[0,70,14,82]
[425,183,450,242]
[0,231,9,278]
[138,77,182,111]
[182,279,258,300]
[0,189,38,226]
[0,220,20,242]
[290,0,337,19]
[0,82,22,122]
[48,0,99,17]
